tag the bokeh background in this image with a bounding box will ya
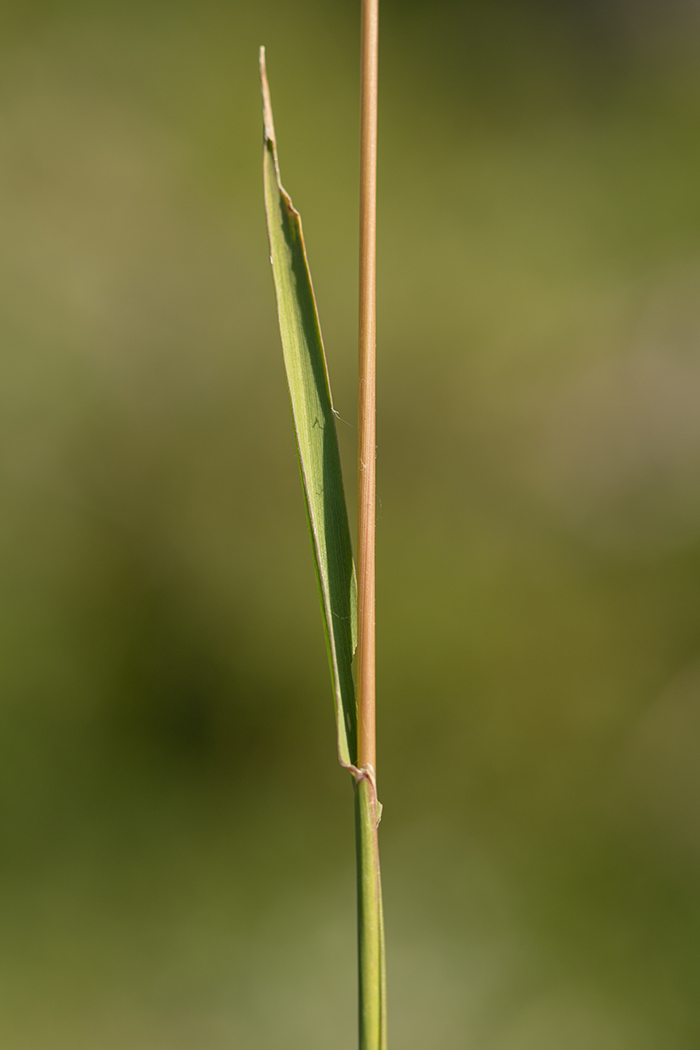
[3,0,700,1045]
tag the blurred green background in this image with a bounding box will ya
[2,0,700,1045]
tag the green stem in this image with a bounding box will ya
[355,775,386,1050]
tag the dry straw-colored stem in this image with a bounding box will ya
[357,0,379,777]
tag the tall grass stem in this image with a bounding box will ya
[357,0,379,777]
[356,4,385,1048]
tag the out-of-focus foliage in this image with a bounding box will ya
[2,0,700,1046]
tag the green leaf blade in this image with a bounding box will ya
[260,48,358,769]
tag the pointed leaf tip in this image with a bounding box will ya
[259,47,276,145]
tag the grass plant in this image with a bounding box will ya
[260,7,385,1045]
